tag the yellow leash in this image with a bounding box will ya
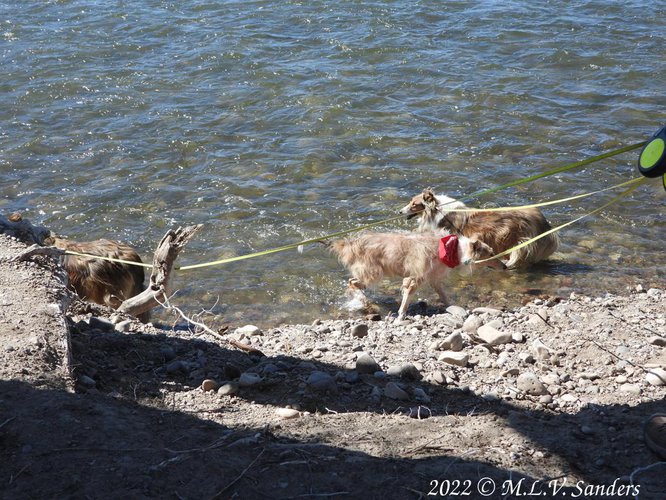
[62,249,154,268]
[440,177,644,213]
[60,142,648,271]
[474,178,647,264]
[61,176,646,270]
[177,176,646,270]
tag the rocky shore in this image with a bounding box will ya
[1,232,665,499]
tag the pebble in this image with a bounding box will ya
[539,395,553,404]
[446,305,468,318]
[238,373,262,387]
[431,332,463,352]
[384,382,409,400]
[201,379,218,392]
[462,315,483,334]
[387,363,421,381]
[519,352,535,364]
[261,363,279,375]
[516,372,547,395]
[306,371,336,392]
[580,425,595,435]
[482,392,500,402]
[114,320,132,333]
[443,331,464,351]
[276,408,300,419]
[235,325,263,336]
[431,371,446,385]
[477,324,512,345]
[413,387,431,403]
[438,351,469,367]
[439,315,463,329]
[531,339,550,361]
[350,324,369,338]
[560,393,578,403]
[356,353,382,374]
[218,382,239,396]
[472,307,502,315]
[615,375,628,384]
[496,351,510,366]
[619,383,641,396]
[649,336,666,347]
[646,368,666,386]
[79,375,96,388]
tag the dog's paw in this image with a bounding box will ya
[344,296,367,312]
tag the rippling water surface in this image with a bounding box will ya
[2,1,664,327]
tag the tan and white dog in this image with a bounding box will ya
[400,188,559,269]
[327,231,503,319]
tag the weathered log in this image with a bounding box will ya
[118,225,203,319]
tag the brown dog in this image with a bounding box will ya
[400,188,559,269]
[328,231,503,319]
[52,237,148,322]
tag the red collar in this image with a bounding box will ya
[438,234,460,268]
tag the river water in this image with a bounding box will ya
[2,1,664,327]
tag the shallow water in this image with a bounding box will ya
[2,1,664,327]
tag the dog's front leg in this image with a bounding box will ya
[397,277,419,320]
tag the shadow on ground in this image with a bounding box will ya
[2,323,664,499]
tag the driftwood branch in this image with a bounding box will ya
[118,225,203,319]
[7,244,65,263]
[156,294,265,356]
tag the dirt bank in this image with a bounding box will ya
[0,233,664,499]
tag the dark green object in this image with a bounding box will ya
[638,125,666,178]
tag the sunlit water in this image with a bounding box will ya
[2,1,664,327]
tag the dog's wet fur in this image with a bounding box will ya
[51,237,148,322]
[400,188,559,269]
[327,231,503,320]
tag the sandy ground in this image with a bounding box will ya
[0,232,665,500]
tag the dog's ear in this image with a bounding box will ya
[471,239,495,256]
[422,188,435,203]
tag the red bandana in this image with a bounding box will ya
[438,234,460,268]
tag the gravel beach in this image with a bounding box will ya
[1,232,664,499]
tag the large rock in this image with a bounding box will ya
[438,351,469,367]
[356,353,382,374]
[477,324,513,345]
[517,372,547,395]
